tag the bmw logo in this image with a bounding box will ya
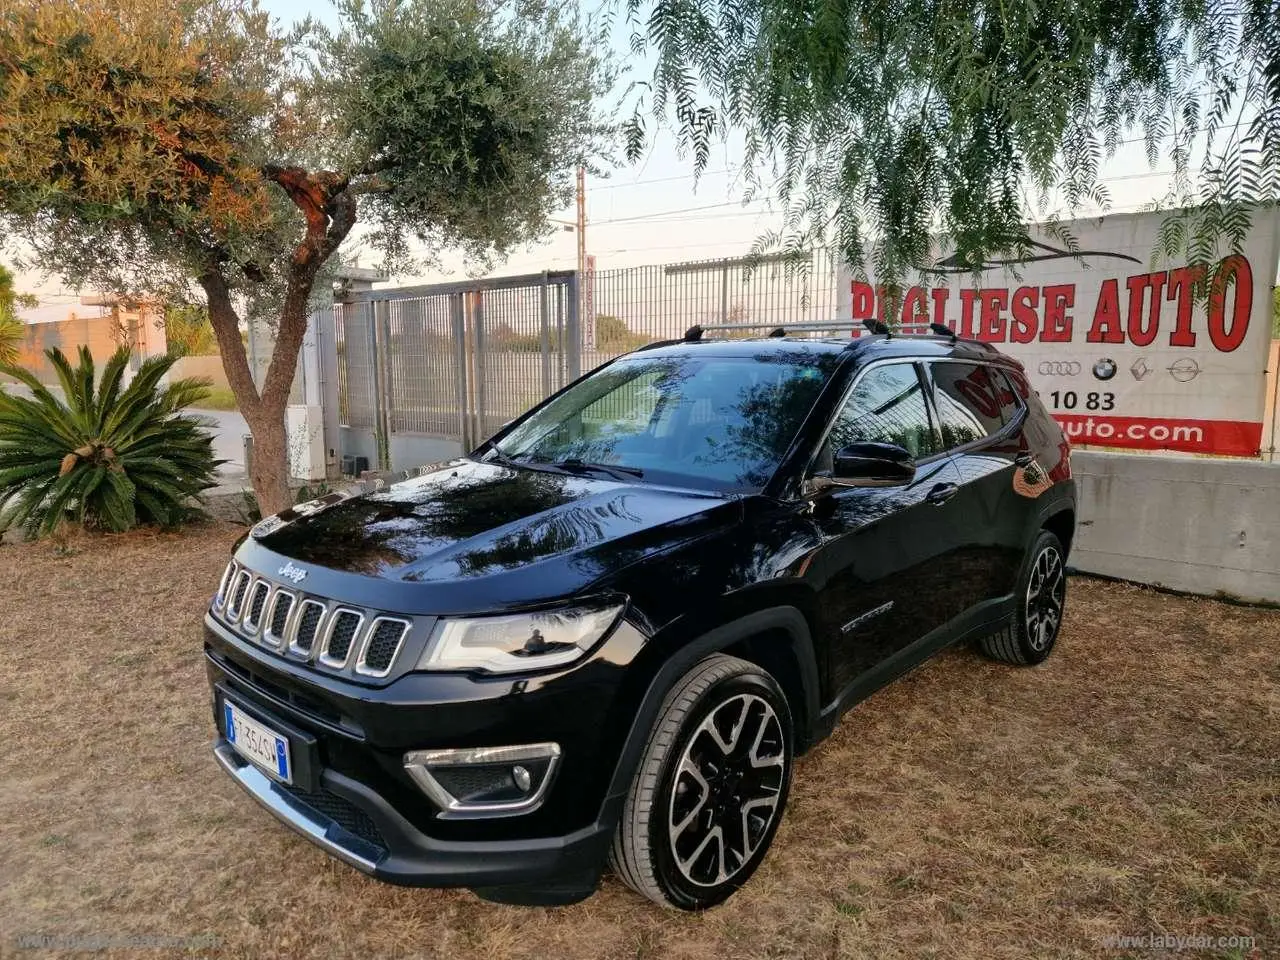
[1092,358,1117,381]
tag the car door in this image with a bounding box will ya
[803,360,974,697]
[926,360,1036,612]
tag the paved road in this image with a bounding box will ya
[190,408,249,482]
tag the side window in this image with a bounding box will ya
[823,363,937,463]
[991,368,1025,426]
[931,362,1004,449]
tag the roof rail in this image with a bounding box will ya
[928,321,958,343]
[682,320,864,341]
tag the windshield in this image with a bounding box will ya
[489,350,840,490]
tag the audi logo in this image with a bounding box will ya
[1038,361,1081,376]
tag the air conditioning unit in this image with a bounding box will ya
[286,405,327,481]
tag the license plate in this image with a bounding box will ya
[223,701,292,783]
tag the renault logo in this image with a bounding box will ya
[1037,361,1081,376]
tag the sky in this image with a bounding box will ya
[9,0,1191,312]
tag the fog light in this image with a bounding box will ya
[512,764,532,792]
[403,743,561,819]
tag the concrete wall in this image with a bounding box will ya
[338,426,462,476]
[12,314,121,382]
[1072,451,1280,604]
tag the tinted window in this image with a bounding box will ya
[823,363,937,462]
[990,368,1025,426]
[931,362,1004,449]
[494,352,839,489]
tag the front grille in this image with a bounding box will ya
[359,618,409,676]
[211,565,418,678]
[279,784,386,851]
[245,581,270,632]
[294,601,325,652]
[321,610,362,666]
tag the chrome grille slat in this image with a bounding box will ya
[244,580,271,634]
[320,609,363,668]
[214,561,237,610]
[226,570,253,622]
[357,618,410,677]
[264,590,295,648]
[291,600,327,656]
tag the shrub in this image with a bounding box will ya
[0,346,221,538]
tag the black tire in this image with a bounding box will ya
[609,654,793,910]
[978,529,1067,665]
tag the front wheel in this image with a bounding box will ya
[978,529,1067,665]
[609,654,793,909]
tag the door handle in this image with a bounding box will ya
[926,482,959,505]
[1014,452,1034,467]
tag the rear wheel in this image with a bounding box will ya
[609,654,793,909]
[978,529,1067,665]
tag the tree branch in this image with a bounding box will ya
[259,186,358,411]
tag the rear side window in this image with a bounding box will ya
[824,362,938,461]
[930,362,1004,449]
[990,368,1026,425]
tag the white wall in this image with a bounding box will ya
[1072,451,1280,604]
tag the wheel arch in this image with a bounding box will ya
[1040,505,1076,558]
[598,607,821,834]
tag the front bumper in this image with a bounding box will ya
[212,739,612,894]
[204,612,647,899]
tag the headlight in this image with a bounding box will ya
[417,601,625,674]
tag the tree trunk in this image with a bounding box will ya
[244,406,291,517]
[199,270,301,516]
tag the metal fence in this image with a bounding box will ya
[332,271,580,467]
[585,248,841,366]
[327,250,843,471]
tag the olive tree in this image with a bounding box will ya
[0,0,612,513]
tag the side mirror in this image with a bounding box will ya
[826,441,916,487]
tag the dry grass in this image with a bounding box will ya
[0,524,1276,960]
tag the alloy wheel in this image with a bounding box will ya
[667,693,787,887]
[1025,545,1066,652]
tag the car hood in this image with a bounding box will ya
[242,458,737,612]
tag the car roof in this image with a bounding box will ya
[626,333,1013,366]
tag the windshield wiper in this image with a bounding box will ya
[551,458,645,481]
[482,445,525,468]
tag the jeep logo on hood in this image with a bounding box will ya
[277,561,309,584]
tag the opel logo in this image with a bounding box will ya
[1038,361,1081,376]
[1168,358,1201,382]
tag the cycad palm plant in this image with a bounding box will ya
[0,306,22,367]
[0,345,221,537]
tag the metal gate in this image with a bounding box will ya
[331,271,580,471]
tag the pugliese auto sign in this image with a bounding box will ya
[838,209,1280,456]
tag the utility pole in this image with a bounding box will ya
[576,166,593,350]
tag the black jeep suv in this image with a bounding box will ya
[205,329,1075,909]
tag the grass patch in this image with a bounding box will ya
[0,528,1276,958]
[194,385,238,411]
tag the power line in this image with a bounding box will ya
[593,200,771,225]
[587,168,734,192]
